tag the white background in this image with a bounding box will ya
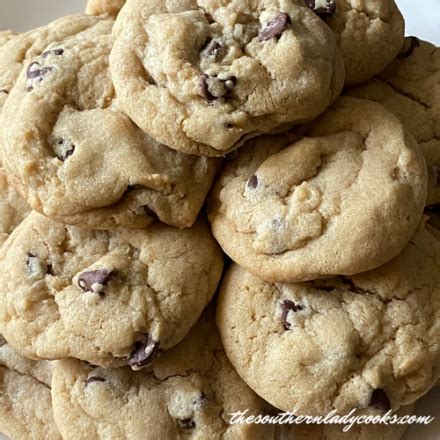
[0,1,439,439]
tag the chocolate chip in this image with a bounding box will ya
[77,269,112,295]
[0,89,8,94]
[398,37,420,59]
[42,48,64,58]
[201,39,225,61]
[85,376,106,386]
[179,418,196,429]
[281,300,304,330]
[128,335,160,371]
[26,62,53,80]
[55,138,75,162]
[26,253,48,277]
[369,389,391,411]
[0,335,7,347]
[305,0,336,18]
[199,75,215,102]
[259,13,290,41]
[247,175,258,189]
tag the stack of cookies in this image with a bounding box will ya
[0,0,438,439]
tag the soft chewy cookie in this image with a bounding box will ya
[0,337,60,439]
[208,97,427,283]
[348,38,440,205]
[110,0,344,157]
[1,15,217,230]
[0,211,223,368]
[217,224,440,415]
[51,310,275,440]
[304,0,404,84]
[86,0,126,17]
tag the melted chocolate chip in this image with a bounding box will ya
[199,75,215,102]
[305,0,336,18]
[128,335,160,370]
[369,389,391,411]
[85,376,106,386]
[0,89,8,94]
[259,13,290,41]
[55,138,75,162]
[77,269,112,294]
[179,418,196,429]
[281,300,304,330]
[42,48,64,58]
[26,62,53,80]
[398,37,420,59]
[247,175,258,189]
[201,39,225,61]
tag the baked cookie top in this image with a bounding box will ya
[0,14,217,230]
[348,38,440,206]
[110,0,344,157]
[0,165,30,248]
[0,334,53,386]
[86,0,126,17]
[208,97,427,283]
[0,337,60,439]
[51,310,275,440]
[217,225,440,415]
[0,211,223,368]
[305,0,404,84]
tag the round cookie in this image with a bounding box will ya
[208,97,427,283]
[348,38,440,206]
[217,225,440,415]
[304,0,404,84]
[110,0,345,157]
[0,211,223,368]
[1,15,217,230]
[86,0,126,17]
[51,310,276,440]
[0,337,60,439]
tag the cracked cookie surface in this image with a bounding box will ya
[0,211,223,368]
[0,336,60,439]
[0,14,217,229]
[86,0,126,17]
[305,0,404,84]
[51,310,275,440]
[217,225,440,415]
[208,97,427,283]
[110,0,344,157]
[348,38,440,206]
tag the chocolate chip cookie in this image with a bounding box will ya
[1,15,217,230]
[208,97,427,283]
[217,224,440,415]
[51,310,275,440]
[86,0,126,16]
[348,38,440,206]
[110,0,344,157]
[304,0,404,84]
[0,211,223,368]
[0,336,60,439]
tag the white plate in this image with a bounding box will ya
[0,1,439,439]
